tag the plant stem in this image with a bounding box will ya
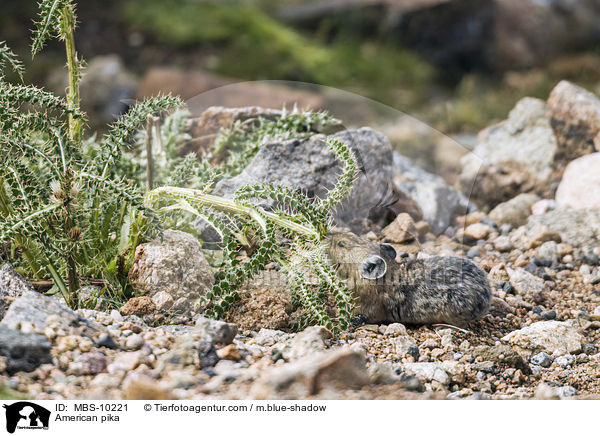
[147,186,318,238]
[60,6,82,147]
[145,114,154,191]
[60,5,82,307]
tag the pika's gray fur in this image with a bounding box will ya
[326,232,492,326]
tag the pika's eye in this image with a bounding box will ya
[337,241,346,248]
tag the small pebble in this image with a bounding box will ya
[530,352,552,368]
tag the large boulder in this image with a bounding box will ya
[249,347,369,399]
[394,153,473,235]
[0,264,34,320]
[129,230,214,316]
[502,321,583,356]
[1,290,100,337]
[204,128,400,235]
[460,98,558,207]
[523,208,600,249]
[547,81,600,165]
[555,153,600,210]
[0,325,52,374]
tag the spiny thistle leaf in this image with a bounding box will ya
[318,138,359,214]
[0,41,24,81]
[31,0,74,56]
[0,83,70,113]
[235,182,328,233]
[101,95,183,176]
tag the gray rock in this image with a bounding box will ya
[250,347,369,399]
[393,335,418,356]
[194,317,238,345]
[530,352,552,368]
[129,230,214,316]
[555,354,575,368]
[493,235,513,252]
[502,321,583,356]
[402,362,450,385]
[251,328,290,347]
[547,81,600,164]
[1,290,100,337]
[197,341,220,369]
[0,325,52,374]
[368,361,403,385]
[287,326,331,360]
[535,382,578,399]
[537,241,559,263]
[0,264,34,321]
[125,334,144,351]
[524,208,600,248]
[383,323,408,336]
[507,267,544,299]
[556,153,600,210]
[393,153,473,234]
[489,193,540,228]
[472,344,531,374]
[205,128,397,235]
[555,386,578,398]
[68,352,108,376]
[460,98,558,207]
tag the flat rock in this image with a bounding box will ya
[250,347,369,399]
[523,208,600,249]
[502,321,583,356]
[0,325,52,374]
[555,153,600,209]
[394,153,473,235]
[0,290,101,337]
[489,193,540,228]
[507,267,544,298]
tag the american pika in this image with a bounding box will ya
[326,231,491,326]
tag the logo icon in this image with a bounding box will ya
[2,402,50,433]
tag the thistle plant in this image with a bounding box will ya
[0,1,181,308]
[146,137,359,331]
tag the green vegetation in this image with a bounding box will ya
[123,0,434,105]
[0,0,181,308]
[1,1,362,331]
[0,383,26,400]
[147,135,358,331]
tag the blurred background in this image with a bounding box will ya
[2,0,600,149]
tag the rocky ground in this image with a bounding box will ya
[2,80,600,401]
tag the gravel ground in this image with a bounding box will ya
[2,211,599,401]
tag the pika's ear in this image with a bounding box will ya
[360,254,387,280]
[379,243,397,260]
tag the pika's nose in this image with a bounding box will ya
[359,255,387,280]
